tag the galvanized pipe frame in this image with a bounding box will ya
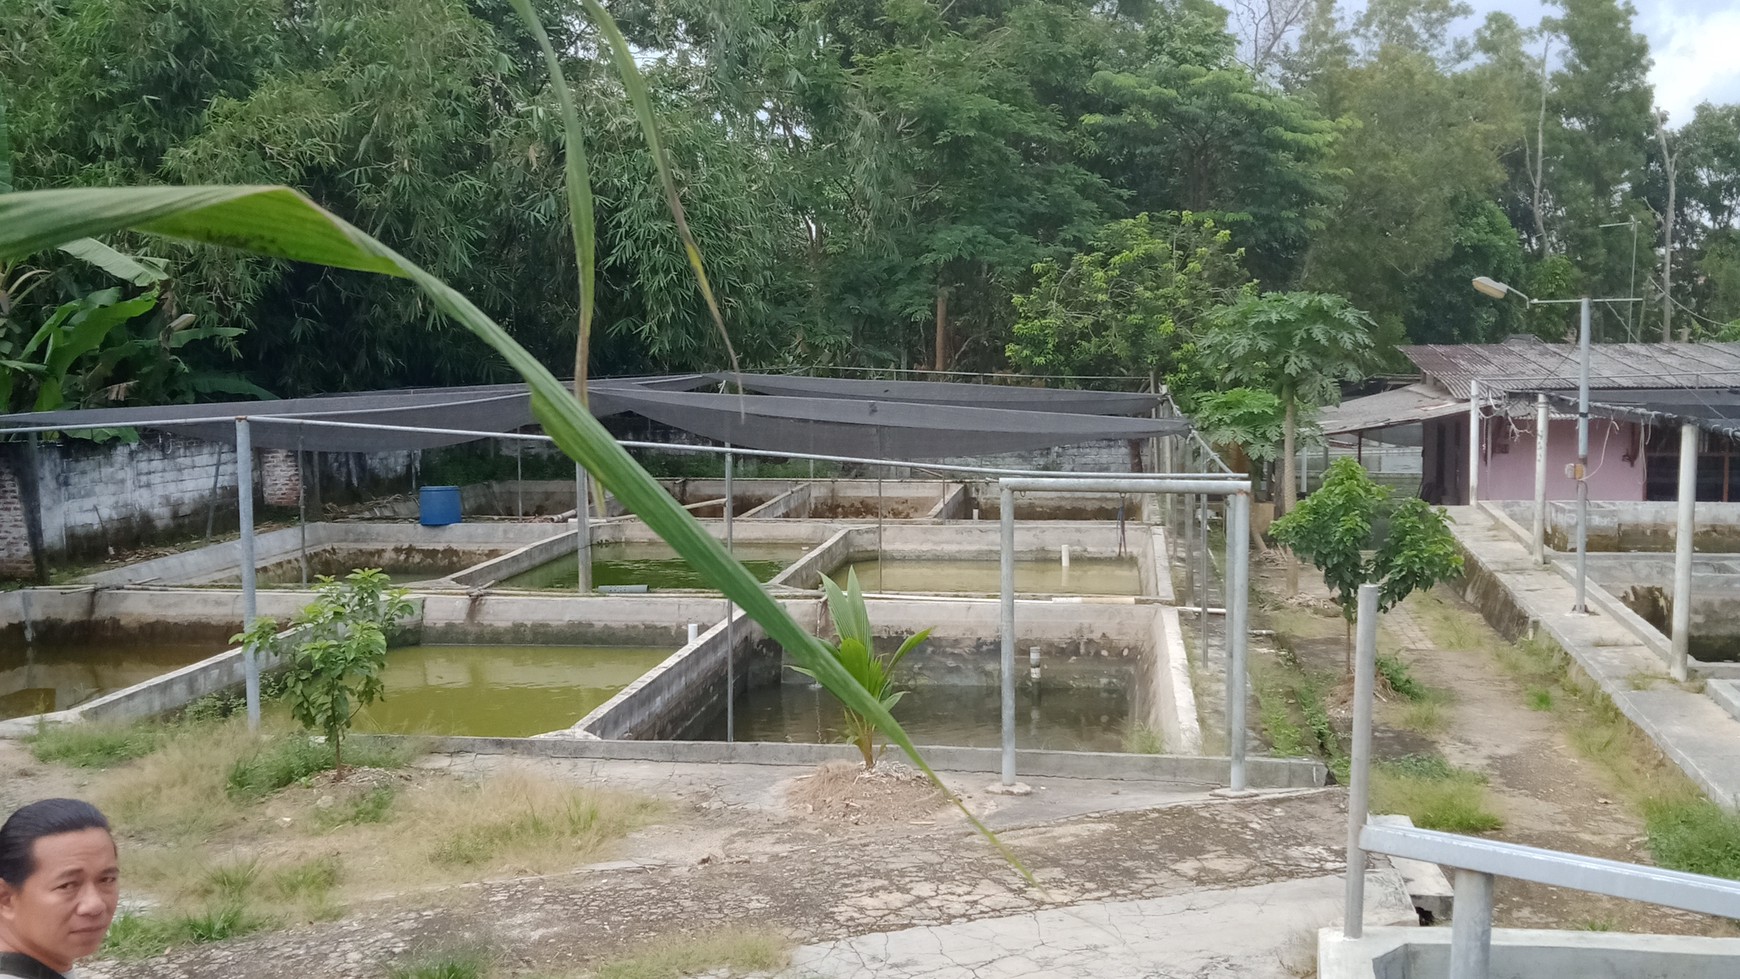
[996,475,1254,792]
[1343,584,1740,976]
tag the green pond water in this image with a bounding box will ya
[703,681,1132,752]
[833,557,1142,596]
[503,541,802,590]
[354,644,673,737]
[1,641,221,719]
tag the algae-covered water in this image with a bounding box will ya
[832,557,1142,596]
[503,541,802,590]
[1,641,221,719]
[353,644,672,737]
[703,681,1132,752]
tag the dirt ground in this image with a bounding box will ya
[0,734,1363,979]
[1252,561,1737,937]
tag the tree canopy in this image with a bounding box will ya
[3,0,1735,396]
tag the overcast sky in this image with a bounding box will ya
[1457,0,1740,123]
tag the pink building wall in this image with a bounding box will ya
[1477,416,1646,502]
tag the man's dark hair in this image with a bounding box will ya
[0,800,112,887]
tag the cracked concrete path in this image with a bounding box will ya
[783,872,1413,979]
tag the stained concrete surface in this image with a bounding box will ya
[783,872,1413,979]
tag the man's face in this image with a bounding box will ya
[0,828,120,973]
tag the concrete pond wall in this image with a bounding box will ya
[1320,926,1740,979]
[1494,500,1740,552]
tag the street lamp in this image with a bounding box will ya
[1472,278,1642,614]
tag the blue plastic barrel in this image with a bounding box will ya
[419,485,462,526]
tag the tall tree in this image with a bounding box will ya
[1540,0,1655,304]
[1005,212,1251,385]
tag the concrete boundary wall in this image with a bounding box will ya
[419,593,753,646]
[767,527,859,590]
[81,522,565,588]
[742,483,811,519]
[577,600,820,740]
[410,735,1323,787]
[927,483,968,520]
[1146,606,1202,753]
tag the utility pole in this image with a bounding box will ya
[1655,110,1679,342]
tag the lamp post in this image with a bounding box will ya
[1472,278,1642,614]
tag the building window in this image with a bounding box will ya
[1644,428,1740,502]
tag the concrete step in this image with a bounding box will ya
[1371,814,1455,922]
[1710,679,1740,723]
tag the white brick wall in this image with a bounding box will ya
[0,456,31,577]
[3,434,412,568]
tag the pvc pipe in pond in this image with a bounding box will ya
[1061,544,1071,568]
[687,623,699,644]
[973,507,981,520]
[1029,646,1040,683]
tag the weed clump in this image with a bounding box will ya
[227,734,411,801]
[1643,798,1740,880]
[1371,754,1503,833]
[28,723,163,768]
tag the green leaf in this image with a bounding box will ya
[56,238,170,285]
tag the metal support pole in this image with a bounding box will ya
[1574,296,1592,613]
[1344,584,1380,938]
[1447,870,1495,979]
[575,464,592,592]
[725,444,735,742]
[236,418,261,732]
[204,445,224,542]
[999,483,1018,786]
[297,441,309,588]
[1670,422,1697,681]
[515,442,523,518]
[1226,491,1252,792]
[1467,379,1481,504]
[1199,494,1210,659]
[1533,394,1549,565]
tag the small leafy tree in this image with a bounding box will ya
[1271,459,1462,670]
[794,569,931,771]
[1198,291,1379,518]
[234,569,413,772]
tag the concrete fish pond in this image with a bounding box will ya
[703,678,1136,752]
[500,540,805,591]
[355,644,676,738]
[832,556,1143,596]
[1,639,226,719]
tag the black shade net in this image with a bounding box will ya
[0,373,1188,459]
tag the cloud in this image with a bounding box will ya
[1642,7,1740,123]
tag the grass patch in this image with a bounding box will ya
[594,927,790,979]
[1122,724,1165,754]
[227,734,412,801]
[316,784,397,830]
[425,773,659,869]
[103,902,271,960]
[28,721,164,768]
[1370,754,1504,833]
[1254,661,1308,757]
[1642,797,1740,880]
[387,944,495,979]
[1375,654,1427,702]
[1526,688,1554,711]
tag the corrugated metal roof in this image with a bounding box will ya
[1401,338,1740,399]
[1318,382,1466,435]
[1545,389,1740,440]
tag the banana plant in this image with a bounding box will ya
[796,569,931,770]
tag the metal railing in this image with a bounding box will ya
[1343,582,1740,977]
